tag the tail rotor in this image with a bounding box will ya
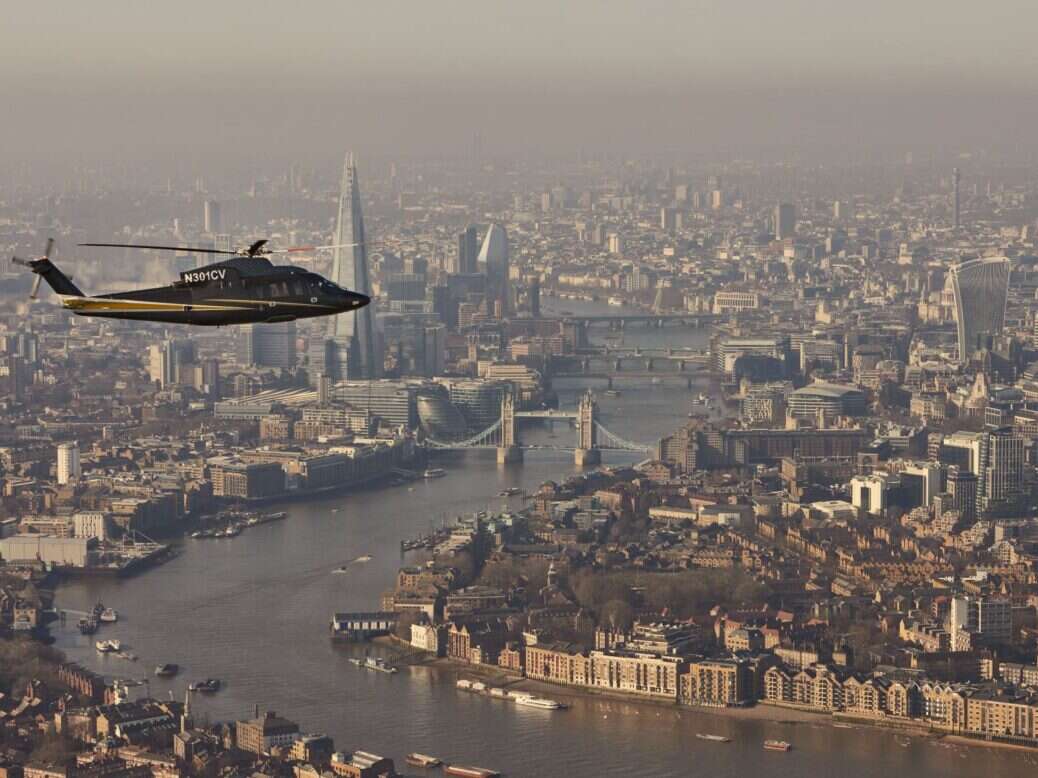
[11,238,54,299]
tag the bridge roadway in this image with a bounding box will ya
[515,409,578,420]
[531,313,718,328]
[574,346,709,358]
[549,372,701,388]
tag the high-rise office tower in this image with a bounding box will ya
[607,233,624,255]
[203,200,221,234]
[57,442,81,485]
[949,257,1010,363]
[314,153,377,380]
[774,203,796,240]
[6,355,26,401]
[947,466,978,523]
[953,167,961,229]
[243,321,297,369]
[454,226,479,275]
[983,428,1024,514]
[148,339,195,388]
[477,223,509,316]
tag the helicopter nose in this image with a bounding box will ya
[344,291,370,310]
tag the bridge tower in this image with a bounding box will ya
[497,390,523,464]
[574,389,601,467]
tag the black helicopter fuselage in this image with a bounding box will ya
[47,256,369,326]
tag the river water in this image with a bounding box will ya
[51,298,1038,776]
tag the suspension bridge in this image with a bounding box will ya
[425,390,651,465]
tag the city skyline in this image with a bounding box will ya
[8,4,1038,778]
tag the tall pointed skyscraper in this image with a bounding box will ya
[313,153,377,380]
[477,223,510,316]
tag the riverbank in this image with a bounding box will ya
[373,637,1038,754]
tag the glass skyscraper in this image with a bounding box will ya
[950,257,1010,363]
[477,222,509,315]
[311,153,377,380]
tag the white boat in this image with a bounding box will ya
[607,296,624,307]
[423,468,447,478]
[95,639,121,652]
[696,733,730,742]
[99,608,118,623]
[362,656,398,674]
[470,682,487,693]
[512,693,564,709]
[488,687,509,698]
[354,554,373,563]
[456,679,473,690]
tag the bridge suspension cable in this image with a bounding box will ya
[425,418,503,449]
[593,421,652,452]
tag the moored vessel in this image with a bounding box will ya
[99,607,119,623]
[696,733,730,742]
[155,663,179,677]
[406,754,442,768]
[763,740,791,752]
[423,468,447,478]
[444,766,500,778]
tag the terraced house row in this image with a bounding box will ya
[763,664,1038,742]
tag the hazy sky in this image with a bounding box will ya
[4,1,1038,163]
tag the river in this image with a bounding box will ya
[50,298,1038,777]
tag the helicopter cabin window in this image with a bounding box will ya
[292,280,306,296]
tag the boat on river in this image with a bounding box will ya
[445,766,500,778]
[350,656,398,674]
[696,733,730,742]
[406,754,442,768]
[513,693,564,710]
[763,740,792,752]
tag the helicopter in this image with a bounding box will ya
[10,238,370,326]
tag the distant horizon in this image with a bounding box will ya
[4,1,1038,166]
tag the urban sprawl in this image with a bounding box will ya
[4,156,1038,778]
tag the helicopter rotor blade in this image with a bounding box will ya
[78,242,241,255]
[29,275,42,299]
[43,238,54,261]
[266,242,370,254]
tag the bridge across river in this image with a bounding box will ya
[425,390,651,465]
